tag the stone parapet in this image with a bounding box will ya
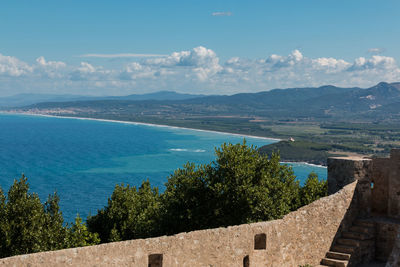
[0,182,358,267]
[370,150,400,219]
[327,156,372,195]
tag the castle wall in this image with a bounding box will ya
[388,150,400,219]
[327,156,372,195]
[371,158,390,215]
[375,220,400,262]
[386,227,400,267]
[328,150,400,264]
[0,182,358,267]
[370,149,400,219]
[327,156,371,217]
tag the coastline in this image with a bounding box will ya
[2,112,326,168]
[280,161,327,169]
[2,111,281,142]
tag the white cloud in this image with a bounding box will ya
[78,62,96,73]
[143,46,222,81]
[265,50,304,69]
[35,56,67,78]
[0,48,399,96]
[144,46,220,68]
[0,53,33,77]
[69,62,112,81]
[311,57,350,73]
[120,62,155,80]
[211,11,232,17]
[348,56,397,71]
[36,56,66,68]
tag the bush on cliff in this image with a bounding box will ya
[0,176,99,258]
[88,141,328,242]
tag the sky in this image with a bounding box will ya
[0,0,399,96]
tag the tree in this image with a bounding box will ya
[65,215,100,248]
[0,187,8,258]
[300,172,328,206]
[41,193,68,251]
[89,141,327,242]
[1,175,53,256]
[0,142,327,254]
[87,180,161,243]
[0,175,99,258]
[210,142,300,224]
[161,141,301,234]
[161,163,213,234]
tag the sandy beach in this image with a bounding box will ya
[4,112,281,142]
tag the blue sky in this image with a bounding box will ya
[0,0,399,96]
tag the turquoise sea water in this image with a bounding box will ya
[0,114,326,222]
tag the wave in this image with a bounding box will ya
[281,161,327,168]
[169,148,206,153]
[169,148,188,152]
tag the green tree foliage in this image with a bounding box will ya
[161,163,213,234]
[65,215,100,248]
[89,141,325,242]
[300,172,328,206]
[0,175,99,258]
[161,142,300,234]
[210,142,300,224]
[87,180,160,242]
[0,142,328,255]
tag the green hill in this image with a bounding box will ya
[258,141,346,166]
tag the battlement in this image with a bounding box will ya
[328,150,400,220]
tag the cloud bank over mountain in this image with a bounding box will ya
[0,47,399,96]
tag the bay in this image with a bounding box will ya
[0,114,326,222]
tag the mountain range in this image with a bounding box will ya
[0,91,205,108]
[7,82,400,123]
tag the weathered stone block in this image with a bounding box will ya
[327,157,371,195]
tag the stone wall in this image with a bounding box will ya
[386,229,400,267]
[328,150,400,220]
[387,150,400,219]
[375,219,400,262]
[370,149,400,219]
[327,156,371,195]
[328,150,400,264]
[0,182,358,267]
[371,157,390,215]
[327,156,372,217]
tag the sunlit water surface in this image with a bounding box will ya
[0,114,326,222]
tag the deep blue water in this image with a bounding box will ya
[0,114,326,222]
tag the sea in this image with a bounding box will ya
[0,113,327,222]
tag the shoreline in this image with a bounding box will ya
[280,161,327,169]
[3,111,281,142]
[1,112,326,168]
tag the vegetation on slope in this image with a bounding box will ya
[258,140,347,166]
